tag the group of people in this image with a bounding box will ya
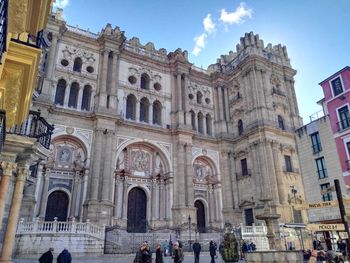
[241,240,256,259]
[39,248,72,263]
[302,238,347,263]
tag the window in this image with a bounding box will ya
[68,82,79,108]
[54,79,66,106]
[198,112,204,134]
[331,77,343,96]
[245,208,254,226]
[320,183,333,201]
[316,157,327,179]
[238,119,243,135]
[284,155,293,172]
[140,73,150,90]
[152,101,162,125]
[128,76,137,85]
[206,114,212,136]
[197,91,203,104]
[310,132,322,153]
[346,142,350,170]
[338,106,350,131]
[126,94,136,120]
[73,57,82,72]
[241,158,248,176]
[81,85,92,111]
[191,111,196,131]
[278,115,285,130]
[140,98,149,122]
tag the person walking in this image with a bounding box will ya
[192,240,201,263]
[141,242,152,263]
[168,240,173,257]
[133,244,143,263]
[209,240,217,263]
[162,240,168,257]
[155,243,164,263]
[57,248,72,263]
[39,248,54,263]
[172,242,184,263]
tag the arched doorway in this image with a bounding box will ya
[45,191,69,221]
[195,200,206,233]
[127,188,147,233]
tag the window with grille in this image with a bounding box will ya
[241,158,248,176]
[320,183,333,201]
[316,157,327,179]
[245,208,254,226]
[310,132,322,153]
[331,77,343,96]
[284,155,293,172]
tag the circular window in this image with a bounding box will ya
[205,98,211,104]
[61,59,69,67]
[128,76,137,85]
[86,66,94,73]
[188,94,194,100]
[154,83,161,91]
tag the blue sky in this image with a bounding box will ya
[54,0,350,124]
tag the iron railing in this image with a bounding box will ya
[0,109,5,152]
[312,143,322,154]
[0,0,8,63]
[337,117,350,132]
[7,110,54,149]
[10,30,44,49]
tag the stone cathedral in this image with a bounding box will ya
[24,9,307,238]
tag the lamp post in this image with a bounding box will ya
[188,215,191,252]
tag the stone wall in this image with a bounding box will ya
[246,251,303,263]
[14,234,104,259]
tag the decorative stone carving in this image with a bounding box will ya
[61,45,96,65]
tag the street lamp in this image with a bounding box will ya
[188,215,191,252]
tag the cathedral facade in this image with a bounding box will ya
[27,9,306,234]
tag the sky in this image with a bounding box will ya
[54,0,350,124]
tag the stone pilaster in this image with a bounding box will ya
[272,141,286,204]
[109,53,119,111]
[98,50,109,109]
[0,162,17,231]
[0,166,28,263]
[221,152,234,222]
[38,169,51,219]
[184,143,194,206]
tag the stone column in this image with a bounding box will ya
[101,130,113,202]
[80,170,89,219]
[162,106,166,128]
[149,102,153,124]
[177,74,182,111]
[33,164,44,217]
[272,142,286,204]
[110,53,119,111]
[45,34,59,79]
[0,162,16,231]
[116,176,124,219]
[203,117,207,136]
[224,87,230,121]
[160,180,166,220]
[194,113,198,132]
[98,50,109,108]
[0,166,28,263]
[265,141,280,205]
[208,186,213,224]
[135,99,140,122]
[70,172,80,218]
[77,87,83,110]
[151,179,157,220]
[229,153,239,209]
[113,175,119,218]
[122,176,128,220]
[221,152,233,211]
[176,144,186,207]
[218,87,224,121]
[63,84,71,107]
[184,144,194,206]
[39,169,51,218]
[214,87,220,121]
[89,129,103,201]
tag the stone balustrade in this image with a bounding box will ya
[16,218,105,240]
[240,223,270,251]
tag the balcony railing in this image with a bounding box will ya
[282,166,300,174]
[10,31,43,49]
[337,117,350,132]
[0,109,5,153]
[7,110,54,149]
[236,169,252,179]
[0,0,8,63]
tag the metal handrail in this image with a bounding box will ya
[7,110,54,149]
[0,109,5,152]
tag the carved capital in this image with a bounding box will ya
[1,162,17,176]
[16,167,29,181]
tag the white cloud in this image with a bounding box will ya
[219,2,253,25]
[192,33,207,56]
[54,0,69,9]
[203,14,215,34]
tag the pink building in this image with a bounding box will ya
[319,66,350,186]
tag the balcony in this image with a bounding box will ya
[337,117,350,132]
[282,166,299,174]
[236,169,252,180]
[7,110,54,149]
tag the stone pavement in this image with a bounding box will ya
[14,253,245,263]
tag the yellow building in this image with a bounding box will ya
[0,1,54,262]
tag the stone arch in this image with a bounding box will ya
[115,140,171,176]
[194,198,208,233]
[45,189,71,221]
[192,155,218,178]
[126,187,148,233]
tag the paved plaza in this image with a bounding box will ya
[14,253,245,263]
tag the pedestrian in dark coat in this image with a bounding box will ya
[168,240,173,257]
[141,242,152,263]
[133,245,143,263]
[155,243,164,263]
[209,240,217,263]
[172,242,184,263]
[57,249,72,263]
[192,240,201,263]
[39,248,54,263]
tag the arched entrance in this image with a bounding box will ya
[127,188,147,233]
[195,200,206,233]
[45,191,69,221]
